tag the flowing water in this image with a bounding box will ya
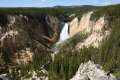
[56,23,69,45]
[51,23,69,55]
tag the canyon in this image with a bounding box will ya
[0,4,120,80]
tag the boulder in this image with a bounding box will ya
[70,61,117,80]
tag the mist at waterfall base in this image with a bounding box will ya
[51,23,70,53]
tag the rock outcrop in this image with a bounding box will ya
[70,61,117,80]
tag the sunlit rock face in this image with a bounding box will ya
[69,17,79,37]
[76,16,110,49]
[76,32,105,48]
[93,17,106,32]
[69,11,110,49]
[70,61,117,80]
[78,11,93,33]
[69,11,93,37]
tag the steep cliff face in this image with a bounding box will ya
[76,16,110,49]
[69,11,93,37]
[0,14,63,65]
[69,11,110,49]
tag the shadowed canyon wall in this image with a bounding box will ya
[0,14,65,65]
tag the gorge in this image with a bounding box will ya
[0,4,120,80]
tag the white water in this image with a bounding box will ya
[56,23,69,45]
[51,23,69,58]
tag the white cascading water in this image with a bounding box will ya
[56,23,69,45]
[51,23,69,61]
[52,23,69,50]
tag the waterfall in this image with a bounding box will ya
[56,23,69,45]
[51,23,69,56]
